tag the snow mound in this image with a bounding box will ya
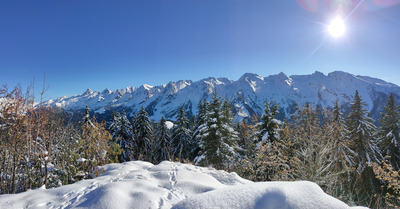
[0,161,365,209]
[173,181,361,209]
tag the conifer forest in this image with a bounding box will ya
[1,84,400,208]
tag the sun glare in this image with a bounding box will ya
[328,17,345,38]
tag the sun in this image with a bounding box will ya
[328,17,346,38]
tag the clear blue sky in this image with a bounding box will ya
[1,0,399,100]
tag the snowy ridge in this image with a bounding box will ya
[0,161,365,209]
[45,71,400,121]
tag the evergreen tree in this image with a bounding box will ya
[193,100,207,139]
[109,110,135,162]
[171,106,192,162]
[195,92,239,170]
[109,111,120,137]
[133,107,153,161]
[220,97,240,169]
[154,116,172,163]
[246,120,296,182]
[345,90,382,205]
[379,93,400,170]
[191,99,208,160]
[255,100,279,145]
[346,91,381,172]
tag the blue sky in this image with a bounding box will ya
[1,0,399,100]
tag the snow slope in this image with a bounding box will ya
[45,71,400,121]
[0,161,365,209]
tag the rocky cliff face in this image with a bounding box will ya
[45,71,400,122]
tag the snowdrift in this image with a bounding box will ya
[0,161,365,209]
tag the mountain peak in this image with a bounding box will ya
[268,72,291,82]
[327,71,352,78]
[82,88,94,96]
[312,71,325,77]
[102,88,112,94]
[239,73,264,81]
[139,84,153,91]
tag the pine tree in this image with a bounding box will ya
[379,93,400,170]
[346,91,381,172]
[154,116,172,163]
[255,100,279,146]
[345,90,382,205]
[109,111,135,162]
[247,119,296,182]
[195,92,239,170]
[133,107,153,161]
[191,99,208,160]
[171,106,192,162]
[219,97,240,169]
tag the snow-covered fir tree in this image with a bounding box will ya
[251,99,281,179]
[191,99,208,160]
[195,91,239,170]
[133,107,153,161]
[171,106,192,162]
[378,93,400,170]
[345,90,382,205]
[220,97,241,168]
[154,116,172,163]
[255,100,279,146]
[109,110,135,162]
[346,91,381,172]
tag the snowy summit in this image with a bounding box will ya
[0,161,365,209]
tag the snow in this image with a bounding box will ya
[165,121,174,129]
[44,71,400,121]
[142,84,154,90]
[0,161,365,209]
[173,181,359,209]
[77,157,87,162]
[95,107,106,114]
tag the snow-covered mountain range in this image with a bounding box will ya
[46,71,400,121]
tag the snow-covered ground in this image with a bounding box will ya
[0,161,365,209]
